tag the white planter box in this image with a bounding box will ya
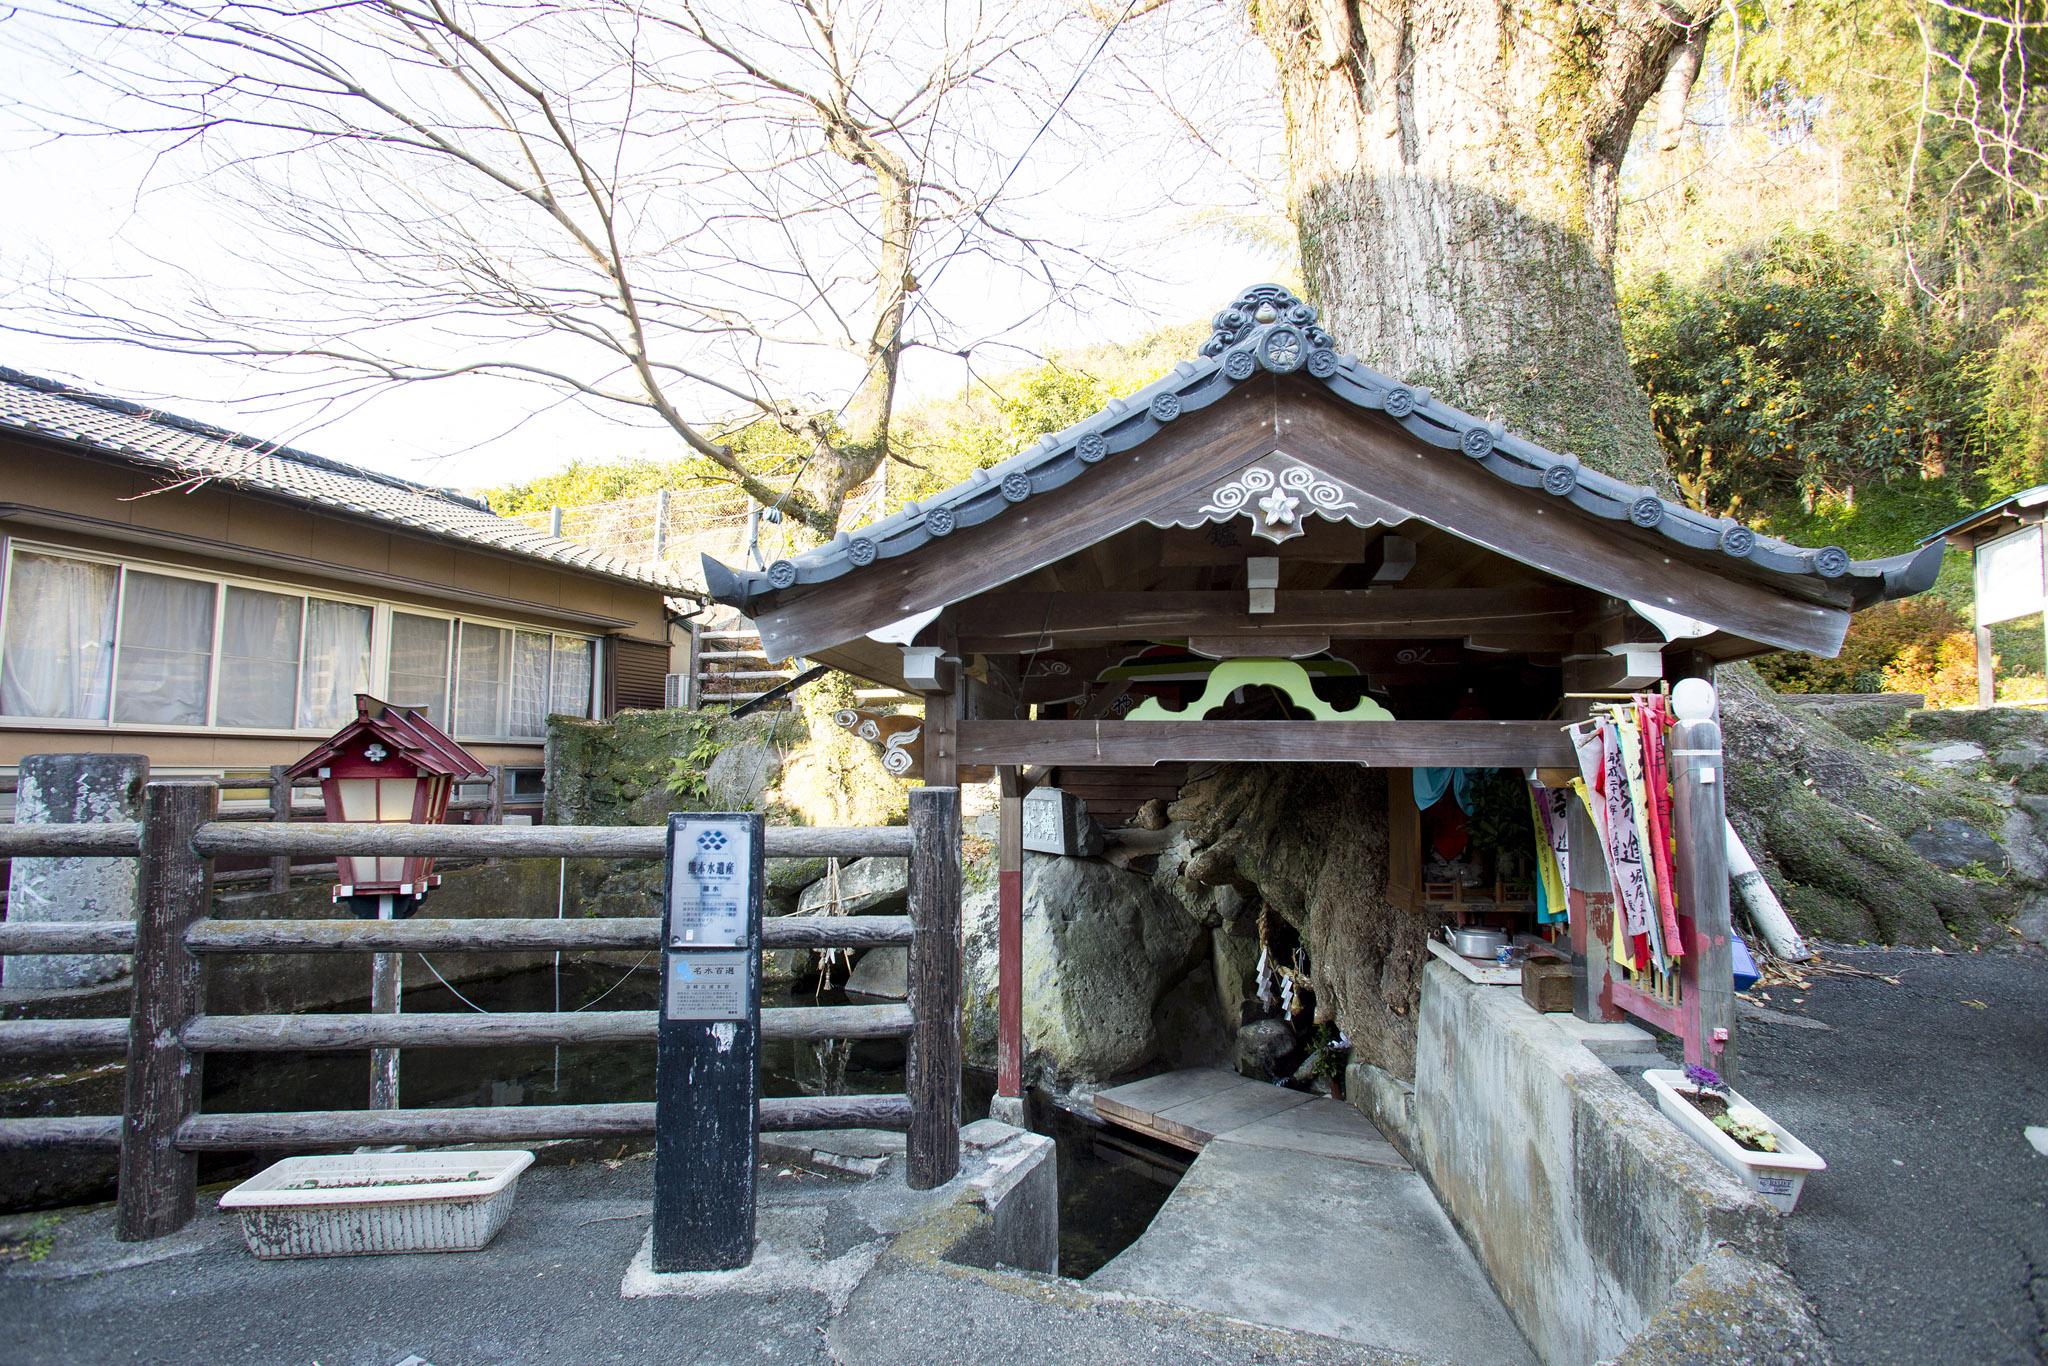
[1645,1070,1825,1213]
[219,1150,534,1258]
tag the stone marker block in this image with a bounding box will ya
[5,753,149,990]
[1021,787,1102,857]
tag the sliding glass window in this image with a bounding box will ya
[0,542,604,739]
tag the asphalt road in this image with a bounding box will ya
[1727,944,2047,1365]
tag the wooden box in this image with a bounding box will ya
[1520,958,1574,1014]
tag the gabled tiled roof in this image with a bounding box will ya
[0,366,691,594]
[703,284,1942,615]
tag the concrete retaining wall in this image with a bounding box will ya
[1408,961,1826,1366]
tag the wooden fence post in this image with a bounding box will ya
[1669,691,1735,1084]
[118,780,217,1241]
[267,764,291,893]
[487,766,506,826]
[906,786,961,1190]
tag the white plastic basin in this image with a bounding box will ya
[219,1149,535,1258]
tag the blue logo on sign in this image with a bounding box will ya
[696,830,729,852]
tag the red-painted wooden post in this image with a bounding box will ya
[995,766,1024,1103]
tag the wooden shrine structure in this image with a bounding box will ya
[704,284,1942,1097]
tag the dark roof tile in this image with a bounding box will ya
[0,366,691,594]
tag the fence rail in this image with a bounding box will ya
[0,783,963,1240]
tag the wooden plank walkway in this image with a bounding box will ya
[1093,1067,1402,1166]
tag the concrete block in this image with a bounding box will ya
[1548,1014,1666,1070]
[1090,1136,1535,1362]
[4,753,147,991]
[1021,787,1102,856]
[1615,1247,1833,1365]
[1344,1057,1416,1157]
[1411,960,1782,1366]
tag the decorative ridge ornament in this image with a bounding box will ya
[1202,283,1335,361]
[1146,451,1401,544]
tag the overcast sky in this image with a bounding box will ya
[0,1,1288,494]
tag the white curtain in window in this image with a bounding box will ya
[550,636,594,719]
[113,572,216,725]
[509,630,552,737]
[296,598,372,730]
[217,587,302,728]
[388,613,451,719]
[456,622,507,736]
[0,551,117,719]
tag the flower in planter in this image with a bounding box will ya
[1683,1063,1725,1096]
[1713,1104,1781,1153]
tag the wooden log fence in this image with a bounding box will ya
[0,784,963,1241]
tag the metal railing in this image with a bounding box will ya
[0,783,962,1241]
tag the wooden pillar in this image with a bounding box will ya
[487,766,507,826]
[906,786,962,1189]
[1669,690,1735,1083]
[266,764,291,893]
[921,688,958,787]
[995,766,1025,1102]
[119,780,217,1241]
[1977,624,1995,707]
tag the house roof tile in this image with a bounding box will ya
[0,366,692,595]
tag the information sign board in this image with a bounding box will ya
[665,952,750,1022]
[668,817,754,947]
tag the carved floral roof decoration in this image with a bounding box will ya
[700,284,1942,612]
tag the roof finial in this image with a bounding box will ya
[1202,284,1335,368]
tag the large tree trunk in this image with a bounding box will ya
[1253,0,1692,488]
[1157,0,1999,1081]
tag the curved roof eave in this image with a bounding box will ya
[704,284,1941,618]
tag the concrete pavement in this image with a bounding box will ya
[1,1124,1413,1366]
[1656,944,2048,1365]
[1090,1094,1537,1364]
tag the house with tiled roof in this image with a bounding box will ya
[0,366,695,787]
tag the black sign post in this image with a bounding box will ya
[652,812,763,1273]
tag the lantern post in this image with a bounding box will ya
[285,696,487,1110]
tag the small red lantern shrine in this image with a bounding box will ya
[285,694,486,913]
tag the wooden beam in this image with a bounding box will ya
[1367,534,1418,582]
[1158,522,1369,566]
[1287,390,1853,655]
[186,916,912,956]
[179,1005,911,1051]
[956,719,1573,767]
[193,822,913,861]
[171,1096,912,1151]
[955,588,1581,650]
